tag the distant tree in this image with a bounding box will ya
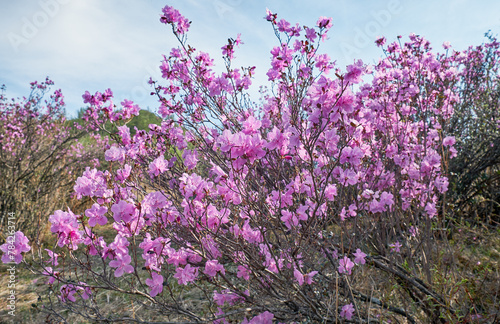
[72,108,161,135]
[126,109,162,135]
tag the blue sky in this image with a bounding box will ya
[1,0,499,118]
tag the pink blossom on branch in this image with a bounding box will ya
[85,203,108,227]
[48,210,83,250]
[45,249,59,266]
[145,272,164,297]
[174,264,199,285]
[340,303,355,320]
[204,259,225,277]
[0,231,31,264]
[243,311,274,324]
[109,253,134,277]
[390,241,403,253]
[353,249,367,265]
[338,256,355,275]
[104,146,126,163]
[149,155,168,177]
[111,200,137,223]
[160,6,190,34]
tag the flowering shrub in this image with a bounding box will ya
[0,79,103,241]
[5,5,496,323]
[446,32,500,222]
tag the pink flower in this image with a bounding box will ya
[340,303,355,320]
[116,164,132,183]
[324,184,338,201]
[265,126,285,151]
[281,209,298,229]
[48,210,83,249]
[182,150,198,170]
[390,241,402,253]
[340,204,357,221]
[145,272,164,297]
[45,249,59,266]
[315,54,333,73]
[293,268,318,286]
[117,125,131,145]
[74,167,110,199]
[375,36,386,47]
[89,236,109,258]
[335,167,358,186]
[0,231,31,264]
[221,43,235,59]
[160,6,190,34]
[242,115,262,135]
[443,136,456,146]
[42,267,59,284]
[245,311,274,324]
[265,8,275,22]
[425,202,437,218]
[59,283,91,303]
[344,60,364,84]
[213,289,243,306]
[59,284,77,303]
[421,153,441,175]
[338,256,355,275]
[167,249,188,266]
[203,204,230,230]
[353,249,366,265]
[380,192,394,209]
[174,264,198,285]
[111,200,137,223]
[369,198,385,213]
[304,271,318,284]
[109,254,134,277]
[85,203,108,227]
[304,27,317,41]
[340,146,364,166]
[277,19,291,33]
[409,226,419,237]
[79,283,92,300]
[104,146,126,162]
[237,265,250,280]
[204,260,225,277]
[449,146,458,158]
[149,155,168,177]
[234,33,243,47]
[435,176,449,193]
[108,234,129,257]
[120,99,140,119]
[179,172,213,200]
[317,16,332,30]
[294,268,304,285]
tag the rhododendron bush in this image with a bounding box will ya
[4,5,499,323]
[0,79,103,241]
[447,33,500,222]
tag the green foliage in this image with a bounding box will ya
[70,108,161,136]
[126,109,162,135]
